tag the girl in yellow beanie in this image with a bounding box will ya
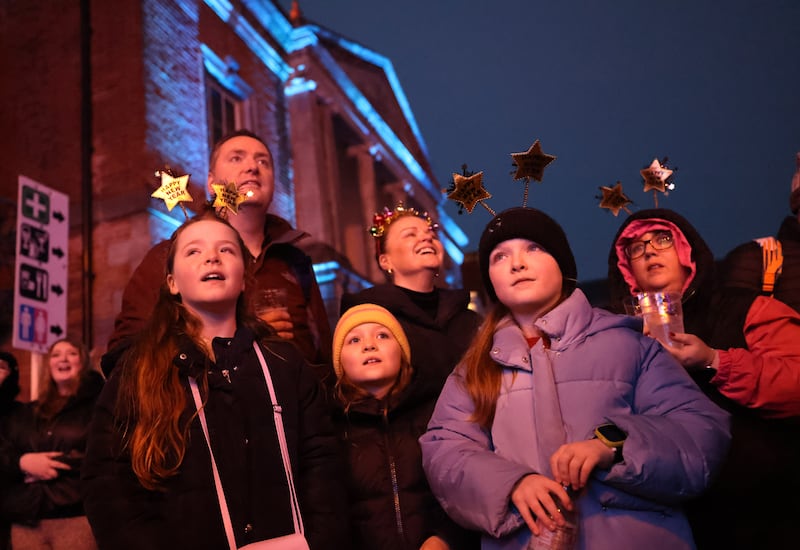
[332,304,477,550]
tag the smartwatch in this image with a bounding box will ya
[594,423,626,464]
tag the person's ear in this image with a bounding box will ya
[166,274,180,296]
[207,172,216,198]
[378,254,392,273]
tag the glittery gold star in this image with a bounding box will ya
[598,182,633,216]
[448,171,492,213]
[640,158,673,194]
[151,172,193,212]
[211,181,247,215]
[511,140,556,182]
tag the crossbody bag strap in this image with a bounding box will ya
[189,342,304,550]
[252,342,304,535]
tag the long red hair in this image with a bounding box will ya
[115,214,271,490]
[461,304,511,428]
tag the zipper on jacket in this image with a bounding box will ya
[383,407,405,537]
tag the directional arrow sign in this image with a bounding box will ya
[13,176,69,353]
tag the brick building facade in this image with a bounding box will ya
[0,0,469,398]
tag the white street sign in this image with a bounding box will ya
[12,175,69,353]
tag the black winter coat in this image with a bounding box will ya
[0,370,104,524]
[341,285,481,402]
[607,208,800,550]
[334,383,476,550]
[82,329,348,550]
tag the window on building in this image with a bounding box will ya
[206,75,248,148]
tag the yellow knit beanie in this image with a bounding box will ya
[332,304,411,379]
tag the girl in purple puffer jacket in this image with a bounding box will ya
[420,207,730,550]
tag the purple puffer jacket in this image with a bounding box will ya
[421,290,730,550]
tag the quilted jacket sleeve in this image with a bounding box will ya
[601,339,731,504]
[420,371,532,538]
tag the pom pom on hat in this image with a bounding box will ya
[478,207,577,302]
[332,304,411,379]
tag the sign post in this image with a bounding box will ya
[12,176,69,397]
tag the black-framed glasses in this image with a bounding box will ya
[624,231,674,259]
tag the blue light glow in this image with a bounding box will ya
[203,0,233,22]
[201,44,253,97]
[204,0,292,81]
[439,233,464,265]
[313,261,371,287]
[436,205,468,247]
[309,26,428,156]
[285,76,318,96]
[147,207,184,242]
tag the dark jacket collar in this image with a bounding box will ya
[172,326,256,380]
[341,284,471,330]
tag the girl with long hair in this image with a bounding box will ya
[420,207,730,549]
[82,215,347,550]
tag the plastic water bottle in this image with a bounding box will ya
[527,489,578,550]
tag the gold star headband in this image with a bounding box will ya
[211,181,248,218]
[640,157,676,208]
[445,139,557,216]
[597,157,678,215]
[151,168,193,218]
[597,181,634,217]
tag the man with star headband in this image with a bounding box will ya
[105,130,332,379]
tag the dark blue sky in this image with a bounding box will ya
[288,0,800,282]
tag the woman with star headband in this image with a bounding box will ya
[340,203,481,405]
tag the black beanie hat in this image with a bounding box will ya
[478,207,578,302]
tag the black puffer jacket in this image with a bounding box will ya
[334,382,476,550]
[607,209,800,550]
[83,329,349,550]
[341,285,481,402]
[0,370,104,524]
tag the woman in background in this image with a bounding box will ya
[0,339,103,550]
